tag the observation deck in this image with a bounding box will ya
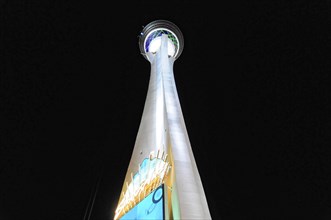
[139,20,184,61]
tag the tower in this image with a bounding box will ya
[114,20,211,220]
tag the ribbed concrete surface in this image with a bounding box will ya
[118,34,211,219]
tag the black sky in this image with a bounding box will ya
[1,1,331,220]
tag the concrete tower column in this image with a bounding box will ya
[114,20,211,220]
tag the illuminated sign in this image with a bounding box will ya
[114,150,170,219]
[120,184,165,220]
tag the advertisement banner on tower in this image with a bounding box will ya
[120,184,164,220]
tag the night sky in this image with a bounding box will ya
[1,1,331,220]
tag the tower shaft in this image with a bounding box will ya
[115,22,211,220]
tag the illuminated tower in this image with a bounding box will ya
[114,20,211,220]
